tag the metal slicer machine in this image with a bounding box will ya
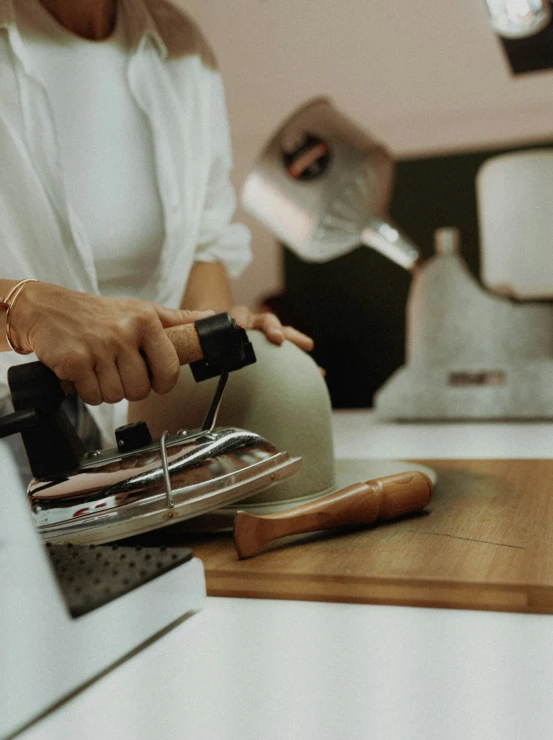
[242,99,553,420]
[375,219,553,419]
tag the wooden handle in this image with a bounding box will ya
[60,324,203,396]
[163,324,203,364]
[233,471,433,559]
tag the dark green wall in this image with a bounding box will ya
[282,139,553,408]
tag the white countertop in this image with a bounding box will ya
[332,409,553,460]
[18,412,553,740]
[21,597,553,740]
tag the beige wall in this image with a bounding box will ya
[176,0,553,307]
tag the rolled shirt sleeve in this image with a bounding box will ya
[193,71,252,278]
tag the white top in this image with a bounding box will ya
[15,0,164,300]
[0,0,252,439]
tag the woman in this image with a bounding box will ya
[0,0,313,447]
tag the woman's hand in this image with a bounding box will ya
[181,264,314,352]
[10,282,211,405]
[230,305,314,352]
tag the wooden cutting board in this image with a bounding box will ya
[175,460,553,614]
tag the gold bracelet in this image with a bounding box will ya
[1,279,38,354]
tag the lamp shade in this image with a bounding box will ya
[241,97,421,271]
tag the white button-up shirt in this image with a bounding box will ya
[0,0,252,439]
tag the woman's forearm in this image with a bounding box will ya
[0,279,212,404]
[180,261,233,313]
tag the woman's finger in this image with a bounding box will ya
[140,327,181,395]
[94,359,126,404]
[72,371,103,407]
[252,313,315,351]
[252,312,285,344]
[281,326,315,352]
[231,307,315,352]
[116,350,152,402]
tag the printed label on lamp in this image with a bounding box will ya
[281,133,331,181]
[448,371,506,386]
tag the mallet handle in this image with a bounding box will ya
[233,471,433,559]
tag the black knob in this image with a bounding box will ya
[115,421,152,452]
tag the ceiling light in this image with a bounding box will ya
[485,0,552,38]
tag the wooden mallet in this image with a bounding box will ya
[233,470,433,559]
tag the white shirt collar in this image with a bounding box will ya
[119,0,167,58]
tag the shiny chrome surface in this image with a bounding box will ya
[241,97,421,271]
[29,427,301,545]
[159,431,174,508]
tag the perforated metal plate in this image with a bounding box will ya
[46,543,193,617]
